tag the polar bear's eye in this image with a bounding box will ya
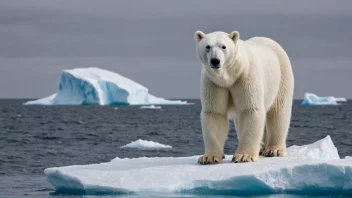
[206,45,210,49]
[222,45,226,49]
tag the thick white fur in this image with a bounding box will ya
[195,31,294,164]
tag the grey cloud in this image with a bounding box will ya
[0,0,351,99]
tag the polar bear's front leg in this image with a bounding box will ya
[198,111,229,164]
[232,108,265,163]
[198,73,230,165]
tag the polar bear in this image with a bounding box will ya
[194,31,294,164]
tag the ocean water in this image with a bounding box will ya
[0,99,351,198]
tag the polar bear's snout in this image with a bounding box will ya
[210,58,220,68]
[208,47,224,69]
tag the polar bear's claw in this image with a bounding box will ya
[261,148,286,157]
[198,155,223,165]
[232,154,258,163]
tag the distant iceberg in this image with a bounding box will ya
[120,139,172,149]
[44,136,352,196]
[24,67,188,106]
[140,105,162,109]
[301,93,347,106]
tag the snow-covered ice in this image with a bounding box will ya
[301,93,347,106]
[44,136,352,196]
[140,105,162,109]
[24,67,188,106]
[120,139,172,149]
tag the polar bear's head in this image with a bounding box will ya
[194,31,240,71]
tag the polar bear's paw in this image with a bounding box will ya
[232,153,258,163]
[198,155,223,165]
[261,147,286,157]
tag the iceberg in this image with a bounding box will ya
[24,67,188,106]
[44,136,352,196]
[120,139,172,149]
[301,93,347,106]
[140,105,162,109]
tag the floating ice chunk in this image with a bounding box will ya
[120,139,172,149]
[140,105,162,109]
[24,67,188,106]
[301,93,347,106]
[44,136,352,196]
[25,93,57,105]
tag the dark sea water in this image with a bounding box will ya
[0,99,351,198]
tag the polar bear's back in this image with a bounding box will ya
[243,36,294,110]
[245,37,290,65]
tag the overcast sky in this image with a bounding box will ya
[0,0,351,99]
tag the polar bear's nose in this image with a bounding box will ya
[210,58,220,67]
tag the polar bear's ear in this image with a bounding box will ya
[229,31,240,43]
[194,31,205,43]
